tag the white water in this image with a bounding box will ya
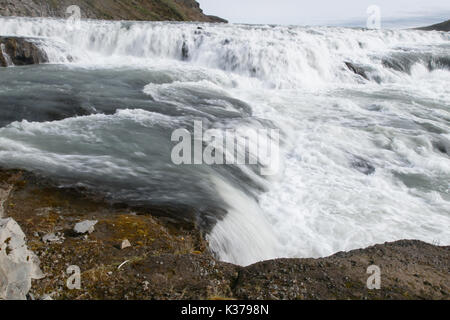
[0,43,13,67]
[0,17,449,265]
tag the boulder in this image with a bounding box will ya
[42,232,65,244]
[181,41,189,60]
[0,218,44,300]
[0,37,49,67]
[121,239,132,250]
[74,220,98,234]
[352,156,376,175]
[345,61,369,80]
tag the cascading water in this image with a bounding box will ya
[0,43,13,67]
[0,17,449,265]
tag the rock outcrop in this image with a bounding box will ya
[234,240,449,300]
[0,37,48,67]
[0,0,227,23]
[0,168,448,300]
[417,20,450,32]
[0,218,44,300]
[345,62,369,80]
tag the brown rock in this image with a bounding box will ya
[0,0,227,23]
[0,37,49,67]
[0,169,448,300]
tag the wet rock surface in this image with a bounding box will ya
[352,157,376,175]
[0,169,448,300]
[345,62,369,80]
[0,36,48,67]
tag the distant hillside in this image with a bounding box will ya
[417,19,450,31]
[0,0,227,23]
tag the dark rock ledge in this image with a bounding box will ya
[417,20,450,32]
[0,37,48,67]
[345,62,369,80]
[0,169,448,300]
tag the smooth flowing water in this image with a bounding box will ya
[0,17,449,265]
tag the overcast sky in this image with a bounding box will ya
[198,0,450,27]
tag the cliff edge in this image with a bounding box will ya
[0,169,448,300]
[417,19,450,31]
[0,0,227,23]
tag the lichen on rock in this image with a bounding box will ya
[0,218,44,300]
[0,169,448,300]
[0,185,13,218]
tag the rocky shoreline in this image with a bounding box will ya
[0,169,448,300]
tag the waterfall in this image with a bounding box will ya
[0,43,14,67]
[1,16,449,266]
